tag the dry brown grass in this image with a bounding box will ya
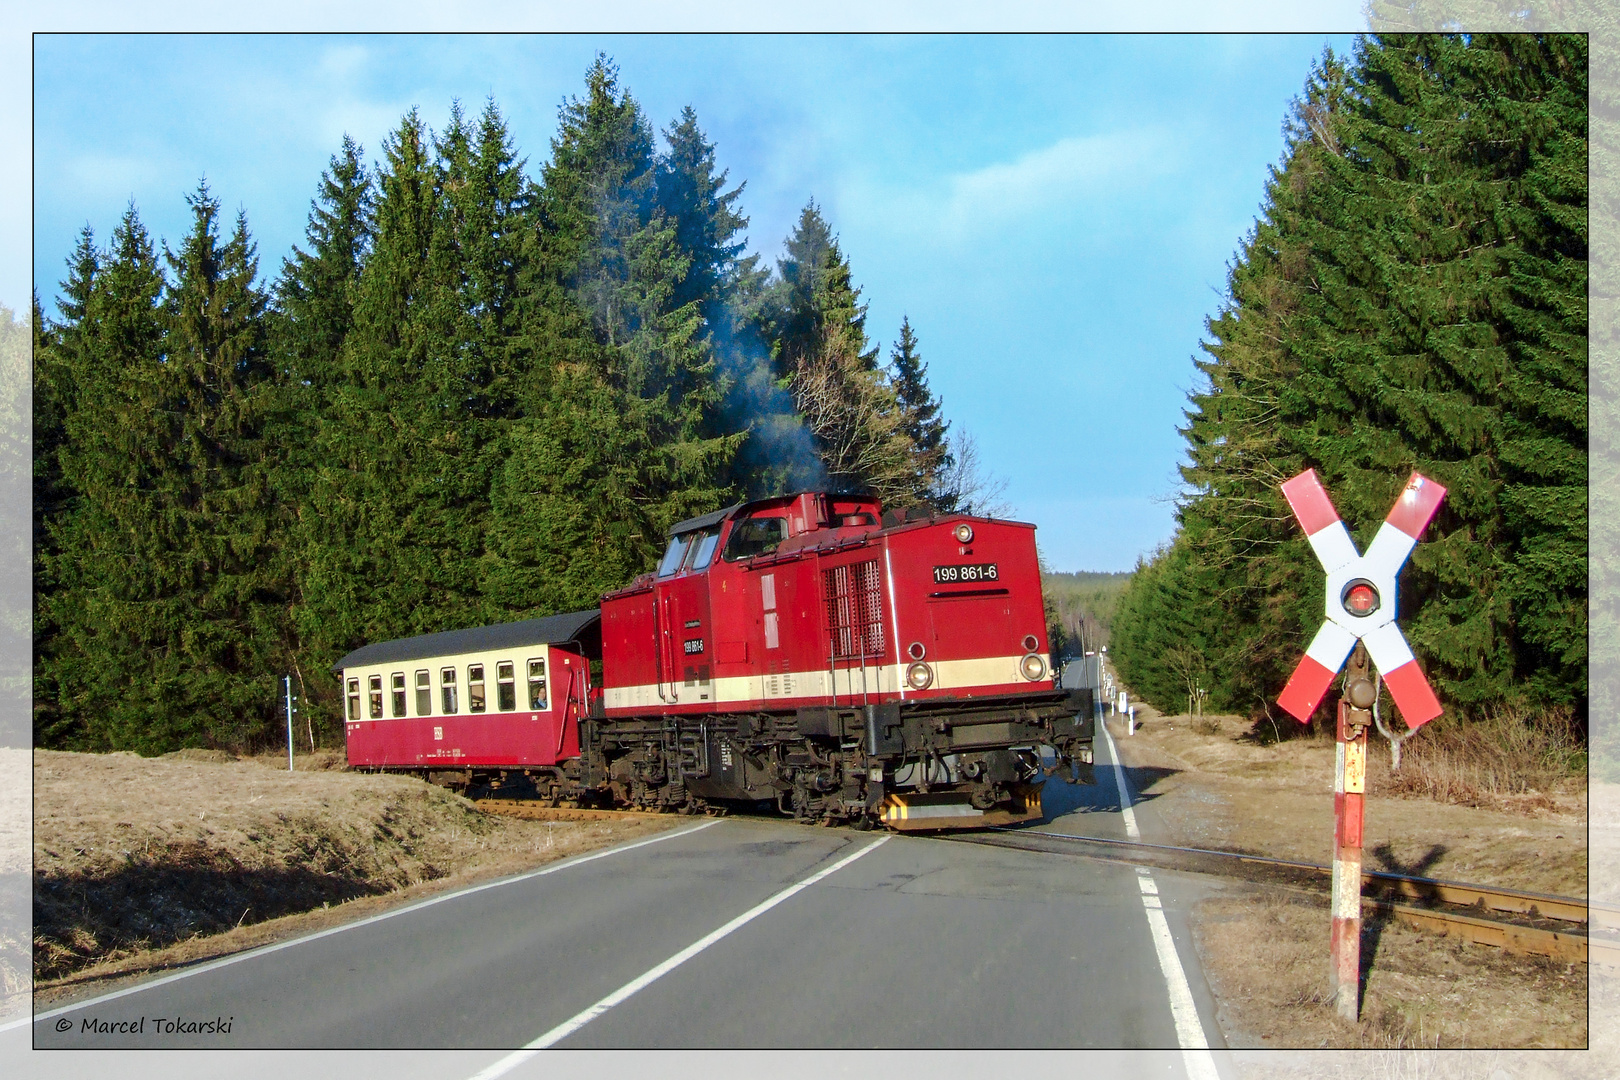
[1100,693,1590,1052]
[29,749,675,990]
[1195,889,1587,1050]
[1375,705,1586,813]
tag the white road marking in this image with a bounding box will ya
[1102,719,1222,1080]
[8,818,721,1034]
[1103,712,1141,840]
[470,835,891,1075]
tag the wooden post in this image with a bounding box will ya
[1330,645,1372,1021]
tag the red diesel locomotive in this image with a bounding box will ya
[339,492,1095,830]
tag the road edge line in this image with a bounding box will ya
[1103,718,1222,1078]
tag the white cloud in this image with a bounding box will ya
[319,42,370,78]
[63,153,170,201]
[942,127,1176,228]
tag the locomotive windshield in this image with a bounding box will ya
[657,534,693,578]
[688,527,721,571]
[658,525,722,578]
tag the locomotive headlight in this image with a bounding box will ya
[953,523,974,544]
[1020,653,1048,681]
[906,661,934,690]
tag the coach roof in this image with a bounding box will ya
[333,610,602,672]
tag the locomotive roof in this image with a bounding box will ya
[666,502,743,537]
[332,609,602,672]
[664,491,879,537]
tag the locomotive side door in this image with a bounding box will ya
[653,526,721,707]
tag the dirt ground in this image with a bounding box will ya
[1103,703,1591,1054]
[22,748,677,1010]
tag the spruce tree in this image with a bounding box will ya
[298,108,456,686]
[519,57,739,539]
[1114,36,1589,723]
[39,208,167,747]
[888,316,953,508]
[42,189,283,751]
[655,105,805,499]
[762,202,919,503]
[274,135,373,392]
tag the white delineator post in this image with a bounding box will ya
[284,675,296,772]
[1275,469,1447,1023]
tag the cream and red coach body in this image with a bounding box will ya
[340,492,1095,829]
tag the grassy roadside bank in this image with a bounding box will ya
[24,749,675,1004]
[1098,703,1588,1051]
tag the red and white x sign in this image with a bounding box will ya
[1276,469,1446,728]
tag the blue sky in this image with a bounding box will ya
[32,32,1357,572]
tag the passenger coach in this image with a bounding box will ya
[336,611,599,795]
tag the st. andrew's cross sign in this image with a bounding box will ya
[1276,469,1447,728]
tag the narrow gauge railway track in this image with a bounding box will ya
[943,827,1611,965]
[475,798,700,823]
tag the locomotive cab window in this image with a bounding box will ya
[347,678,360,721]
[528,657,547,710]
[368,675,383,719]
[687,526,722,572]
[441,667,458,713]
[657,534,693,578]
[415,670,431,715]
[497,661,516,711]
[391,672,406,718]
[723,515,787,561]
[468,664,486,713]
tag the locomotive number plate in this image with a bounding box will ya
[683,638,705,654]
[933,563,999,584]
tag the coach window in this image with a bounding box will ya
[657,533,694,578]
[687,526,722,571]
[415,670,431,715]
[441,667,458,713]
[497,662,516,711]
[368,675,383,719]
[723,515,787,561]
[391,673,406,717]
[468,664,486,713]
[347,678,361,721]
[528,657,547,710]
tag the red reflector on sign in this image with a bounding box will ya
[1345,584,1377,614]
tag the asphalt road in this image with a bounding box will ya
[16,719,1227,1074]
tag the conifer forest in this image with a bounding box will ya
[1110,35,1588,730]
[31,57,961,753]
[29,35,1590,754]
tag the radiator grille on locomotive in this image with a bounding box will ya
[823,559,885,660]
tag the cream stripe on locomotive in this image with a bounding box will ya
[604,652,1052,711]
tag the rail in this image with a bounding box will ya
[940,826,1611,965]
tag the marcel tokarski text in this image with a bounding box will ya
[67,1015,234,1035]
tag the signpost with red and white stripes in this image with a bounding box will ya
[1276,468,1447,1022]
